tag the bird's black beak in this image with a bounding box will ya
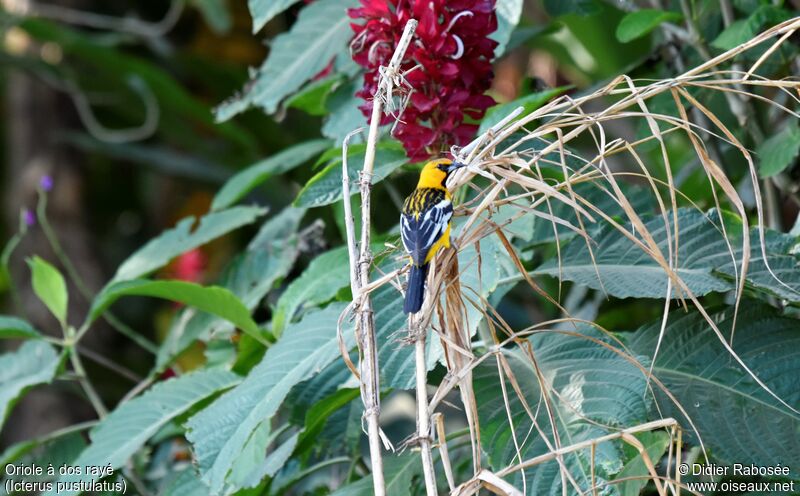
[445,161,466,173]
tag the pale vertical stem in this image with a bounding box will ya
[414,314,437,496]
[343,131,385,493]
[342,128,363,296]
[357,137,385,496]
[347,19,418,496]
[360,301,384,496]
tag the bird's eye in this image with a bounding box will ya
[437,163,447,171]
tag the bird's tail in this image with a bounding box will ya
[404,263,429,314]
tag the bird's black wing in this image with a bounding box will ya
[400,188,453,266]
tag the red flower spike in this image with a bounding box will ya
[349,0,498,161]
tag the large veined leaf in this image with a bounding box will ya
[294,144,407,208]
[109,206,266,285]
[157,208,305,370]
[475,326,650,493]
[45,369,240,496]
[0,341,60,428]
[28,256,68,327]
[330,454,422,496]
[249,0,301,32]
[216,0,359,120]
[90,279,266,345]
[212,140,330,211]
[535,208,795,299]
[272,245,351,336]
[500,146,656,246]
[626,303,800,477]
[185,303,354,494]
[716,254,800,303]
[0,316,42,340]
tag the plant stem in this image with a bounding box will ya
[413,316,437,496]
[36,190,158,353]
[1,218,27,316]
[341,19,418,496]
[68,338,108,417]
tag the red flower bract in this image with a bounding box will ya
[349,0,498,161]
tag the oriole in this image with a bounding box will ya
[400,158,465,314]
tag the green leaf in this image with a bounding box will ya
[711,18,755,50]
[615,9,682,43]
[543,0,600,17]
[614,431,670,496]
[286,77,341,116]
[711,5,791,51]
[157,208,305,370]
[0,316,42,340]
[757,123,800,178]
[475,327,650,493]
[186,303,354,494]
[212,140,331,211]
[91,279,267,346]
[217,0,359,120]
[191,0,232,34]
[627,303,800,477]
[272,246,351,336]
[28,256,68,327]
[493,0,524,56]
[2,431,86,492]
[0,341,60,429]
[479,87,568,135]
[527,179,655,245]
[109,206,266,285]
[45,370,240,496]
[716,254,800,302]
[295,388,360,456]
[227,424,299,490]
[163,469,211,496]
[330,454,422,496]
[322,81,366,146]
[249,0,301,32]
[534,208,795,299]
[293,143,407,208]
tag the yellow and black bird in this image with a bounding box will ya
[400,158,465,314]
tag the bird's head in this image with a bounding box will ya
[418,158,465,188]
